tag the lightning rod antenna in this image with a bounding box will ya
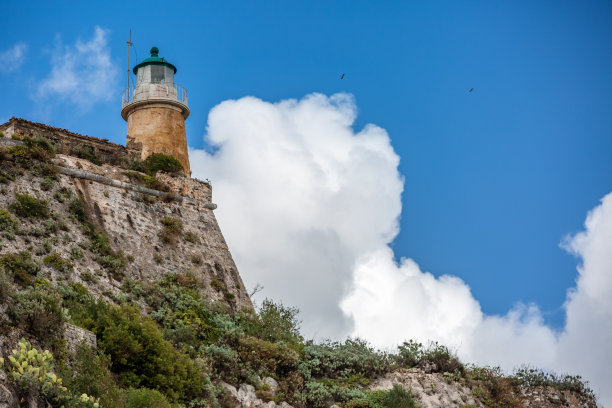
[127,29,133,91]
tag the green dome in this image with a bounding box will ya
[132,46,177,75]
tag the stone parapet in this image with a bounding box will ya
[0,117,140,165]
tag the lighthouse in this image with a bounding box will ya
[121,47,190,174]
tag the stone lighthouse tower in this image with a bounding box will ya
[121,47,190,174]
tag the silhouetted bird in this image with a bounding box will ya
[340,73,345,79]
[469,88,474,92]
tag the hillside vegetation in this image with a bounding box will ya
[0,136,598,408]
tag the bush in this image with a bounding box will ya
[0,208,18,237]
[7,137,56,162]
[58,344,125,408]
[131,153,183,175]
[72,303,205,403]
[244,299,302,344]
[237,336,300,377]
[158,217,183,245]
[69,197,88,222]
[41,176,56,191]
[146,275,219,349]
[10,286,65,339]
[44,252,74,273]
[304,381,334,408]
[23,136,54,153]
[512,366,594,398]
[301,339,389,381]
[126,388,172,408]
[0,251,40,286]
[71,247,84,260]
[184,231,200,243]
[54,187,73,203]
[0,169,15,184]
[10,193,50,218]
[344,385,420,408]
[70,144,102,165]
[0,271,13,302]
[396,340,462,373]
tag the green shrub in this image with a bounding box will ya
[396,340,423,368]
[158,217,183,245]
[11,133,21,140]
[0,131,4,137]
[203,344,240,380]
[54,187,73,203]
[9,193,50,218]
[10,286,65,339]
[0,251,40,286]
[126,388,172,408]
[31,161,58,178]
[184,231,200,243]
[301,339,389,381]
[70,144,102,165]
[23,136,54,153]
[69,197,88,222]
[58,344,123,408]
[146,276,219,349]
[304,381,335,408]
[238,335,300,377]
[131,153,183,175]
[7,137,56,162]
[44,252,73,273]
[71,303,205,403]
[41,176,56,191]
[0,271,13,302]
[512,366,594,398]
[0,209,18,237]
[396,340,462,373]
[211,279,225,292]
[344,385,420,408]
[71,247,84,260]
[256,299,302,344]
[144,175,169,191]
[0,169,15,184]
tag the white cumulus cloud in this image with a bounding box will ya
[190,93,611,405]
[190,93,403,338]
[0,42,28,74]
[36,26,118,108]
[341,194,612,404]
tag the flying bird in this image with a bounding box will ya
[340,73,345,79]
[469,88,474,92]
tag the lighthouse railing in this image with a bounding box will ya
[122,82,188,108]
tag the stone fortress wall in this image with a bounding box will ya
[0,117,253,312]
[0,117,140,165]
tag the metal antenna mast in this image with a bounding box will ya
[127,29,133,90]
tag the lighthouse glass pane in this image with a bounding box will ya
[151,65,165,83]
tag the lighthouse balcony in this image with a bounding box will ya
[121,82,189,120]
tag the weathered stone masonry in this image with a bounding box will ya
[0,117,140,165]
[0,118,253,311]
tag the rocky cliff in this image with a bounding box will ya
[0,131,252,312]
[0,122,599,408]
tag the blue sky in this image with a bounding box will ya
[2,2,612,394]
[3,0,611,327]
